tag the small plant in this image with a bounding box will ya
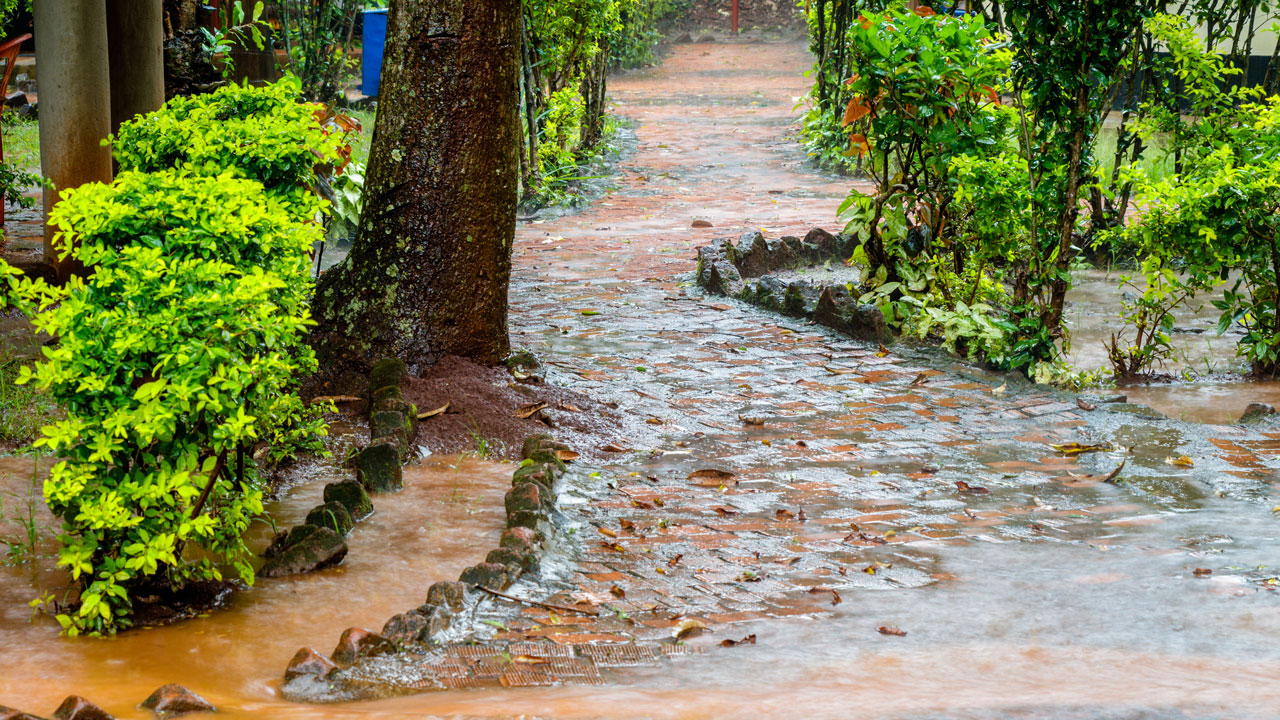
[1102,257,1192,381]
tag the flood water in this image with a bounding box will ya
[0,450,513,718]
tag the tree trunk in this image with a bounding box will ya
[310,0,521,375]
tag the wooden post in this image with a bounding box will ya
[732,0,739,34]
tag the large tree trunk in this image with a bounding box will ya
[311,0,521,375]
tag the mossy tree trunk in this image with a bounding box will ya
[311,0,520,375]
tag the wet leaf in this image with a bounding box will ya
[907,372,929,386]
[823,365,863,375]
[668,553,683,567]
[739,414,766,426]
[991,382,1007,395]
[619,518,637,532]
[513,654,549,665]
[560,403,582,412]
[1052,442,1114,455]
[713,506,739,517]
[1077,398,1097,411]
[597,526,618,538]
[688,468,737,484]
[610,585,626,598]
[556,449,580,462]
[1193,568,1213,577]
[878,626,907,636]
[674,618,707,640]
[580,309,600,316]
[1101,457,1128,484]
[954,480,989,495]
[646,417,664,425]
[798,507,807,522]
[1165,455,1194,468]
[417,401,451,420]
[601,443,630,453]
[515,402,548,419]
[311,394,362,405]
[720,634,757,647]
[775,509,796,520]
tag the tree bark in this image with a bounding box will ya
[310,0,521,375]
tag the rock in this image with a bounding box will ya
[524,448,567,473]
[4,92,27,108]
[284,647,337,682]
[369,357,407,392]
[416,605,454,643]
[323,478,373,520]
[259,525,347,577]
[305,501,354,536]
[500,526,538,553]
[354,440,403,492]
[735,230,770,278]
[426,580,468,611]
[520,434,569,459]
[370,410,409,452]
[263,523,323,558]
[697,33,716,42]
[674,32,693,43]
[691,219,713,228]
[813,286,892,343]
[703,256,744,297]
[0,707,46,720]
[1239,402,1276,424]
[139,684,215,717]
[767,237,796,270]
[459,562,510,589]
[512,464,554,492]
[381,611,429,645]
[487,546,535,574]
[16,103,36,120]
[53,697,114,720]
[803,227,839,256]
[782,282,810,317]
[331,627,395,667]
[506,482,548,529]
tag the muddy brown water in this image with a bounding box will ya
[3,37,1280,720]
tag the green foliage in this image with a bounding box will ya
[276,0,363,103]
[1103,256,1192,380]
[17,168,326,636]
[611,0,689,68]
[0,161,40,213]
[109,77,346,222]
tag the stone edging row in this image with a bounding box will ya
[279,430,572,699]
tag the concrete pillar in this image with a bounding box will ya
[33,0,113,282]
[106,0,165,134]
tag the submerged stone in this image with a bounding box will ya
[305,501,354,536]
[458,562,510,590]
[0,707,46,720]
[330,627,394,667]
[323,478,374,520]
[355,440,403,492]
[52,697,114,720]
[139,684,215,717]
[381,611,429,645]
[284,647,337,682]
[426,580,468,611]
[1239,402,1276,424]
[259,526,347,577]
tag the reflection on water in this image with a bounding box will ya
[0,453,512,718]
[1122,381,1280,425]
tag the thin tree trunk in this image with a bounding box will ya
[310,0,521,374]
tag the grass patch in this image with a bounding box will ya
[347,108,376,168]
[0,359,59,450]
[2,115,40,174]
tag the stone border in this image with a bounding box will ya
[259,358,414,577]
[280,433,570,700]
[696,227,892,344]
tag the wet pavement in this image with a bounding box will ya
[2,37,1280,720]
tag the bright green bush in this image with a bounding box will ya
[19,170,325,635]
[109,76,343,221]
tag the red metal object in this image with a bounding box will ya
[731,0,739,34]
[0,33,33,229]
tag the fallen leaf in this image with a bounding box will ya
[1166,455,1194,468]
[556,449,580,462]
[560,403,581,412]
[1193,568,1213,577]
[601,443,630,453]
[1077,398,1097,411]
[311,394,362,405]
[513,654,548,665]
[775,509,796,520]
[610,585,626,598]
[580,309,600,316]
[646,417,664,425]
[798,507,807,522]
[1052,441,1114,455]
[417,401,451,420]
[713,506,739,517]
[720,634,757,647]
[954,480,989,495]
[739,414,766,426]
[992,382,1007,395]
[674,618,708,640]
[515,402,548,419]
[824,365,863,375]
[1101,457,1128,483]
[878,626,907,637]
[668,553,683,567]
[688,468,737,484]
[907,372,929,387]
[619,518,637,532]
[597,526,618,538]
[631,500,654,510]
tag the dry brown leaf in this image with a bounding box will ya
[823,365,862,375]
[601,443,629,453]
[515,402,548,419]
[739,414,766,426]
[674,618,707,640]
[1052,441,1113,455]
[775,509,796,520]
[878,626,907,637]
[597,526,618,538]
[610,585,626,598]
[513,654,549,665]
[668,553,683,567]
[417,401,451,420]
[713,506,739,517]
[1077,398,1097,411]
[688,468,737,484]
[646,417,664,425]
[556,449,580,462]
[1193,568,1213,577]
[1166,455,1194,468]
[720,634,757,647]
[954,480,989,495]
